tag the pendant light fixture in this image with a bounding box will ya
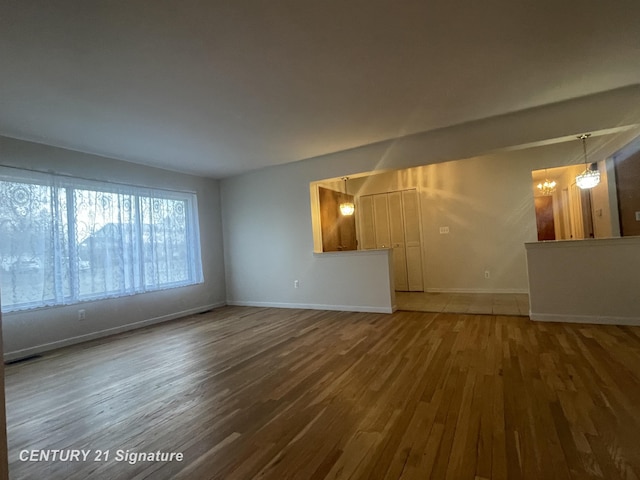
[575,133,600,189]
[536,169,557,195]
[339,177,355,216]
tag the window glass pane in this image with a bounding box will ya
[75,189,139,298]
[0,181,70,309]
[139,196,190,287]
[0,168,203,313]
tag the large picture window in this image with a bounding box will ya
[0,168,203,312]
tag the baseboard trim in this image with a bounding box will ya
[226,300,393,314]
[425,288,529,294]
[530,312,640,326]
[4,302,226,362]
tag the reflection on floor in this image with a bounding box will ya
[396,291,530,316]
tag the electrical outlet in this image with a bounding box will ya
[484,270,490,279]
[439,226,450,234]
[78,309,86,321]
[636,211,640,221]
[294,280,299,289]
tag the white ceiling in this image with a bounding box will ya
[1,1,639,178]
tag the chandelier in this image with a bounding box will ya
[339,177,355,216]
[575,133,600,189]
[536,170,556,195]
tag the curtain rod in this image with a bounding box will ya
[0,163,198,195]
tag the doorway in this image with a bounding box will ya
[534,196,556,241]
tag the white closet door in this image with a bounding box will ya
[373,194,391,249]
[388,191,408,291]
[402,189,424,291]
[358,195,376,249]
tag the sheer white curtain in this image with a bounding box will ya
[0,171,63,309]
[0,167,203,312]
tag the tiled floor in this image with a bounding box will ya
[396,291,530,316]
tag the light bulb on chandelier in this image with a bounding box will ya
[339,177,355,216]
[536,169,556,195]
[575,134,600,190]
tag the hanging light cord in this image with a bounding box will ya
[579,133,591,167]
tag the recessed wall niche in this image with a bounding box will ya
[317,186,357,252]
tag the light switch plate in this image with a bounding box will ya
[636,211,640,221]
[439,226,450,234]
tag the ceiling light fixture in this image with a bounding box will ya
[575,133,600,189]
[339,177,355,216]
[536,169,557,195]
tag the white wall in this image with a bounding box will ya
[221,159,395,312]
[526,237,640,324]
[345,136,640,294]
[349,139,635,293]
[0,136,226,359]
[221,87,640,309]
[349,154,537,293]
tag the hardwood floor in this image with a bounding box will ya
[5,306,640,479]
[396,292,530,316]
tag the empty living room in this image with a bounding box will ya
[1,1,640,479]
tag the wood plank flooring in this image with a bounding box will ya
[5,306,640,479]
[396,292,530,316]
